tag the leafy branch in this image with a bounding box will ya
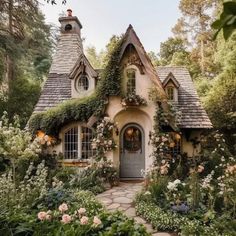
[212,0,236,40]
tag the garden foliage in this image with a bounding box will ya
[136,129,236,235]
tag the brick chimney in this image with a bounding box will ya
[59,9,83,37]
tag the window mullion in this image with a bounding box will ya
[78,126,81,159]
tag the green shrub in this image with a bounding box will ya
[69,161,119,194]
[149,177,169,205]
[55,167,77,183]
[135,196,235,235]
[34,188,76,210]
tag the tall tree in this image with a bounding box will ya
[85,46,103,69]
[0,0,52,91]
[177,0,218,75]
[159,37,188,65]
[0,1,53,126]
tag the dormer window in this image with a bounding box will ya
[162,72,180,102]
[77,74,89,91]
[126,68,136,94]
[166,86,174,101]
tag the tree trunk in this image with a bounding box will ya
[200,37,205,75]
[5,0,14,92]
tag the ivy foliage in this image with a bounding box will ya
[28,35,125,136]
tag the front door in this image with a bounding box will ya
[120,124,145,178]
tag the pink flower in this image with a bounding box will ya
[37,211,47,221]
[59,203,68,212]
[80,216,89,225]
[197,165,204,173]
[93,216,102,226]
[77,208,86,215]
[61,214,72,224]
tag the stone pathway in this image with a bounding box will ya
[96,182,172,236]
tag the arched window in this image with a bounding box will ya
[126,69,136,94]
[81,127,95,159]
[64,127,78,159]
[77,74,89,91]
[64,126,94,160]
[166,86,174,101]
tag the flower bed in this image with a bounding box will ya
[0,161,149,236]
[136,131,236,236]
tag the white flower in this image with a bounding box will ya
[174,179,181,184]
[144,191,151,195]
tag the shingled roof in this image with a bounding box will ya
[157,66,212,129]
[33,16,83,113]
[33,73,71,112]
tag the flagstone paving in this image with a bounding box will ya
[96,182,173,236]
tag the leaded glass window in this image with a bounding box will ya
[64,127,78,159]
[166,86,174,101]
[81,127,95,159]
[78,74,89,91]
[126,69,136,94]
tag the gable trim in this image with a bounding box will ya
[162,72,180,88]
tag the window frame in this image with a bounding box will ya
[63,125,94,160]
[166,86,175,101]
[126,68,136,94]
[76,74,89,92]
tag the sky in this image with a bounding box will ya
[39,0,181,53]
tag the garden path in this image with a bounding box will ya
[96,182,172,236]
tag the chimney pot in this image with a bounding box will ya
[67,9,72,17]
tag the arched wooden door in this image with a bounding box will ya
[120,124,145,178]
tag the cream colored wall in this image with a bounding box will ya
[105,65,158,172]
[50,64,203,174]
[109,108,154,172]
[122,65,154,101]
[181,130,202,157]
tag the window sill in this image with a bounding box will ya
[58,159,90,167]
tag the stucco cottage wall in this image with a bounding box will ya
[50,64,202,174]
[105,65,157,172]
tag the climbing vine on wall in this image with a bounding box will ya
[28,35,125,137]
[148,89,181,175]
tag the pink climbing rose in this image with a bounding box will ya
[93,216,102,226]
[37,211,47,221]
[61,214,72,224]
[80,216,89,225]
[59,203,68,212]
[78,208,86,215]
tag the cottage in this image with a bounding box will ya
[31,11,212,179]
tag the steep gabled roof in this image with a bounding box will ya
[157,66,213,129]
[69,54,98,79]
[33,73,71,113]
[162,72,180,88]
[120,25,166,98]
